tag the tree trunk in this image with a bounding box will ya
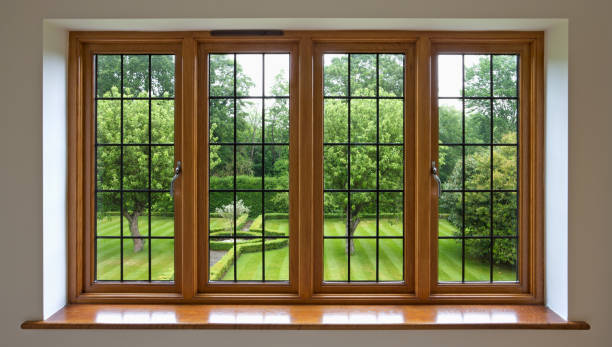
[124,211,144,253]
[345,207,361,255]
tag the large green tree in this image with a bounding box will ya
[439,55,519,265]
[97,55,175,252]
[323,54,404,254]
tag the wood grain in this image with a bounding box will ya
[21,304,589,330]
[68,31,546,304]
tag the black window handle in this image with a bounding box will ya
[170,160,182,196]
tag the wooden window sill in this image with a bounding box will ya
[21,304,589,330]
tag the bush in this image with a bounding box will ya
[209,176,289,218]
[209,248,235,280]
[323,212,402,219]
[209,214,249,232]
[209,238,290,280]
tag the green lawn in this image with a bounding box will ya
[438,220,517,282]
[96,215,174,281]
[222,247,289,281]
[96,215,516,283]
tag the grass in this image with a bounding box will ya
[221,247,289,281]
[96,215,516,283]
[437,220,517,282]
[96,215,174,281]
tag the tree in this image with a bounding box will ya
[216,200,250,232]
[439,55,519,265]
[323,54,404,254]
[97,55,175,252]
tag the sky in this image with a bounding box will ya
[232,53,478,99]
[221,53,289,96]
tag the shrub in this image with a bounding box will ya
[209,176,289,217]
[208,238,290,280]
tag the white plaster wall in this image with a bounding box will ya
[0,0,610,346]
[544,21,569,319]
[42,22,68,320]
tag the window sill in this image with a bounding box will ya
[21,304,589,330]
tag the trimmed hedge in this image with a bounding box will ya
[209,238,289,280]
[209,214,249,232]
[209,176,289,218]
[323,212,402,219]
[209,248,235,280]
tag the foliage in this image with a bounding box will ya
[215,200,250,233]
[209,238,289,280]
[323,54,405,253]
[439,55,519,265]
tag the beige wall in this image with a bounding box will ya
[1,0,611,346]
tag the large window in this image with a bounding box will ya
[69,32,543,303]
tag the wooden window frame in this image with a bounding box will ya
[312,41,416,298]
[68,31,544,304]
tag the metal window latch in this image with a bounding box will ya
[432,161,442,197]
[170,160,182,196]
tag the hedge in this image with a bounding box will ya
[209,238,289,280]
[323,212,402,219]
[209,176,289,218]
[209,213,249,232]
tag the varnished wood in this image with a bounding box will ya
[196,40,300,295]
[312,41,416,296]
[21,304,588,330]
[429,37,544,302]
[68,31,545,304]
[414,34,434,301]
[69,35,185,301]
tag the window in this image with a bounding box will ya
[68,31,543,303]
[95,53,176,282]
[436,53,520,283]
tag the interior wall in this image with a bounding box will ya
[544,21,569,319]
[42,22,68,320]
[1,1,610,346]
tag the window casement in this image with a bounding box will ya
[68,31,543,304]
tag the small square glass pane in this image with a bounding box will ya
[236,54,263,97]
[96,55,121,98]
[151,55,175,98]
[265,54,289,97]
[438,238,462,282]
[123,55,149,98]
[96,239,121,281]
[324,54,348,97]
[151,239,175,281]
[437,55,462,97]
[464,55,491,97]
[464,238,491,282]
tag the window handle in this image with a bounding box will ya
[170,160,182,196]
[432,161,441,197]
